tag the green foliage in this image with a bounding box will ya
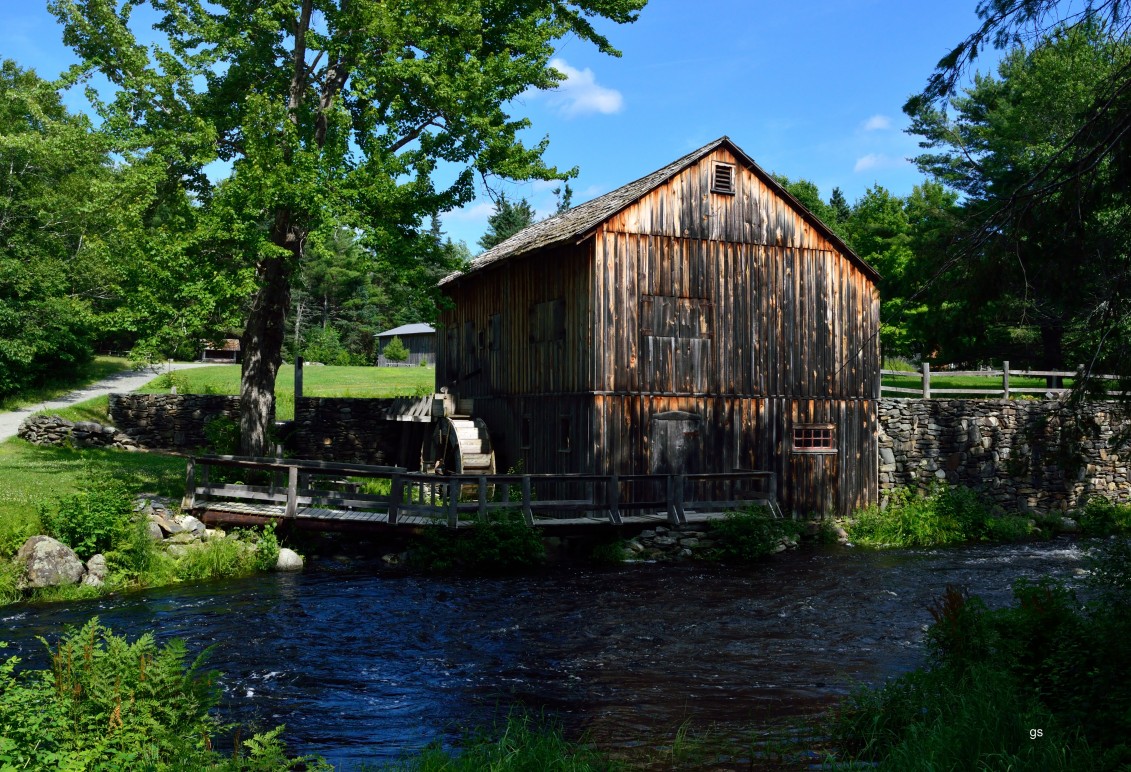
[382,335,410,363]
[831,554,1131,768]
[848,485,1031,547]
[175,538,254,583]
[706,506,802,562]
[203,415,241,455]
[409,511,544,573]
[302,325,359,367]
[252,523,281,573]
[1078,496,1131,535]
[391,711,609,772]
[588,539,628,565]
[0,619,323,770]
[477,194,537,251]
[38,469,134,561]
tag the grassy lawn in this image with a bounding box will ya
[881,372,1070,394]
[0,438,185,557]
[0,356,134,412]
[137,364,436,420]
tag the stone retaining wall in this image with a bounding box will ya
[109,394,241,449]
[289,398,412,466]
[107,394,413,466]
[878,398,1131,513]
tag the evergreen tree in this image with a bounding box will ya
[478,194,537,251]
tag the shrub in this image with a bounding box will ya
[706,505,801,562]
[409,511,544,573]
[0,619,325,770]
[382,335,410,363]
[1078,496,1131,535]
[38,469,134,560]
[203,415,241,455]
[848,485,1029,547]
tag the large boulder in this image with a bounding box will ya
[276,548,304,571]
[82,554,108,588]
[16,536,84,589]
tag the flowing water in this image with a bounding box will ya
[0,539,1092,766]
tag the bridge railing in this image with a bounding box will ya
[184,456,780,527]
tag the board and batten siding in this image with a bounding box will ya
[437,143,880,515]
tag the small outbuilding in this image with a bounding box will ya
[200,338,241,363]
[436,137,880,516]
[376,323,436,366]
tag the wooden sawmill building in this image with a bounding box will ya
[436,137,880,516]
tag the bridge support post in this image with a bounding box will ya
[389,474,403,525]
[181,457,196,511]
[521,475,534,527]
[607,474,621,524]
[447,479,459,527]
[285,465,298,519]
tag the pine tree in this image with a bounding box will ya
[477,194,536,251]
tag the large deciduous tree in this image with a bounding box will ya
[51,0,645,455]
[907,22,1131,369]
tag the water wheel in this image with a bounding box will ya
[422,416,496,490]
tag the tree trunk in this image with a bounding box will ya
[240,209,300,456]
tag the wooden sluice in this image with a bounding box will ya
[183,455,783,536]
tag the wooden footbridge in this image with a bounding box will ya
[183,455,783,535]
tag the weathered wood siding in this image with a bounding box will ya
[437,243,593,397]
[438,146,880,515]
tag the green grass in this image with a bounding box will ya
[881,371,1067,395]
[33,394,112,424]
[0,356,133,412]
[137,364,436,420]
[0,439,185,558]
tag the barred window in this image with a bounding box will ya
[792,424,836,453]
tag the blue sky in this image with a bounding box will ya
[2,0,995,251]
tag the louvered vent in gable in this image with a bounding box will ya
[711,162,735,195]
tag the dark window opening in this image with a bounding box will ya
[559,416,571,452]
[489,313,502,352]
[530,298,566,343]
[712,162,736,195]
[792,424,836,453]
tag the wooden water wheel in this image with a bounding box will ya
[421,416,496,477]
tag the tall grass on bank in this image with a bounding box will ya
[828,539,1131,769]
[388,712,613,771]
[847,485,1032,547]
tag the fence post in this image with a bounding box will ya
[447,479,459,527]
[607,474,622,525]
[181,457,196,511]
[521,475,534,527]
[922,361,931,399]
[388,474,403,525]
[294,355,304,401]
[285,465,298,519]
[1002,360,1010,400]
[665,476,680,525]
[478,476,488,522]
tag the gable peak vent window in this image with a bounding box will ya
[712,162,736,195]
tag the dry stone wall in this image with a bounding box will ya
[109,394,240,449]
[289,398,412,467]
[878,398,1131,514]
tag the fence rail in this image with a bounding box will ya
[881,361,1128,400]
[183,455,782,529]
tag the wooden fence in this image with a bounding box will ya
[182,455,782,530]
[881,361,1127,399]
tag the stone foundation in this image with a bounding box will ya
[109,394,241,449]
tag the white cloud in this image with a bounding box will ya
[854,154,884,172]
[546,58,624,117]
[862,114,892,131]
[853,153,911,173]
[445,201,495,222]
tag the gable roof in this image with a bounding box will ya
[376,322,435,338]
[440,136,880,287]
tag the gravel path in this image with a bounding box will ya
[0,362,223,443]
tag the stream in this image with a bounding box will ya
[1,539,1092,766]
